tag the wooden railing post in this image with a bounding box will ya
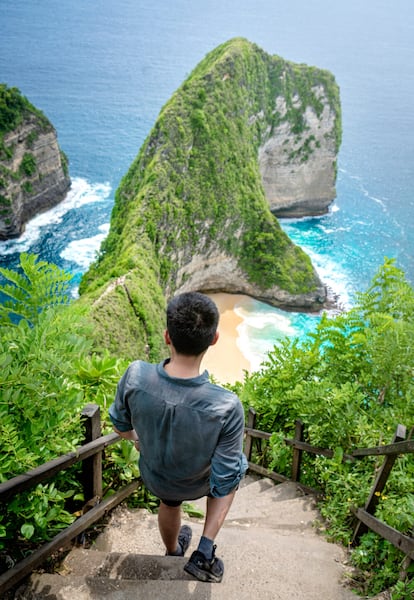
[291,419,304,482]
[400,426,414,579]
[244,408,256,461]
[81,403,103,502]
[352,424,406,545]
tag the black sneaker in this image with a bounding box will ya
[166,525,192,556]
[184,545,224,583]
[178,525,192,556]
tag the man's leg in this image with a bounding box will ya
[203,491,236,541]
[158,501,182,554]
[184,490,236,582]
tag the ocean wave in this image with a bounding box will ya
[306,248,353,311]
[233,299,299,372]
[0,178,111,256]
[362,189,387,209]
[320,225,351,234]
[342,169,389,210]
[60,223,110,270]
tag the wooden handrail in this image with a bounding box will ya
[0,405,130,596]
[244,425,354,461]
[351,437,414,457]
[2,406,412,595]
[0,480,139,596]
[243,411,412,565]
[244,426,272,440]
[352,425,407,545]
[352,508,414,560]
[0,432,120,501]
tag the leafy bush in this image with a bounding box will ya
[237,258,414,596]
[0,254,139,565]
[19,152,36,177]
[0,84,49,136]
[1,254,412,598]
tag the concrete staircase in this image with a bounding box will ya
[16,476,360,599]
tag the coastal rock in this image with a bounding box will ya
[175,249,326,312]
[258,88,339,217]
[0,90,70,240]
[80,38,341,358]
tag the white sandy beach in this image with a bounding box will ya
[201,293,252,385]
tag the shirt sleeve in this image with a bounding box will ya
[108,367,134,432]
[209,397,248,497]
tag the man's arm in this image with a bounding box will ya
[113,426,140,451]
[109,367,140,450]
[209,398,247,498]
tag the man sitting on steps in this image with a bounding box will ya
[109,291,248,583]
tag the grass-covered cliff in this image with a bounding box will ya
[0,84,49,142]
[80,38,341,360]
[0,84,70,239]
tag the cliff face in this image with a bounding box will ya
[0,86,70,240]
[174,248,326,310]
[258,86,339,217]
[80,38,341,360]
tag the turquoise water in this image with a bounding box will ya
[1,0,414,365]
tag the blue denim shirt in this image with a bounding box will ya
[109,359,248,501]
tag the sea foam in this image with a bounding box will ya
[60,223,110,270]
[234,298,299,372]
[0,178,111,256]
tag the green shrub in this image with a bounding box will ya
[0,254,142,565]
[0,84,49,136]
[19,152,36,177]
[237,258,414,596]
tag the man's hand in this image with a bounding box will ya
[114,426,139,450]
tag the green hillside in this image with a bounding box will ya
[80,38,341,360]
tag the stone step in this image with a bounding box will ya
[19,537,357,600]
[182,480,316,526]
[61,550,192,580]
[226,495,319,530]
[187,479,305,518]
[92,496,318,558]
[18,571,354,600]
[92,506,168,555]
[15,474,361,600]
[230,478,303,505]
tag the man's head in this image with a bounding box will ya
[166,292,219,356]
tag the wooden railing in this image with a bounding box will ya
[1,404,413,595]
[244,408,414,572]
[0,404,140,596]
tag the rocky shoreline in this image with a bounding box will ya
[0,100,70,240]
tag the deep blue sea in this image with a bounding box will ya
[1,0,414,367]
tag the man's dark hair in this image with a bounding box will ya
[166,292,219,356]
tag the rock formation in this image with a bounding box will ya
[80,38,341,359]
[174,247,327,311]
[259,88,340,217]
[0,85,70,240]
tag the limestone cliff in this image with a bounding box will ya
[259,86,340,217]
[80,38,341,360]
[0,85,71,240]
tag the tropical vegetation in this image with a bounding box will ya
[0,84,49,164]
[0,84,69,233]
[234,257,414,598]
[0,38,411,600]
[0,253,413,598]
